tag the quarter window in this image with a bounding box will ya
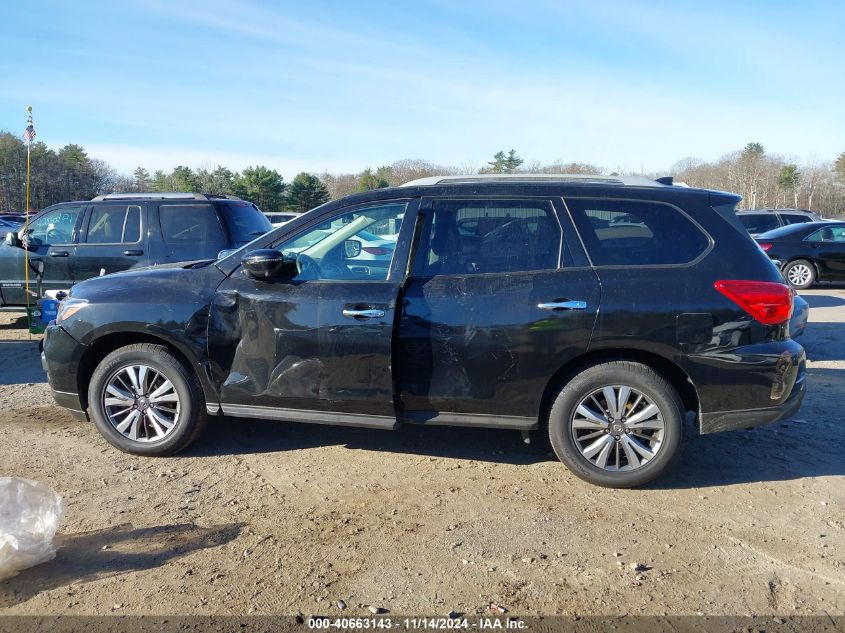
[418,199,561,276]
[566,198,710,266]
[159,204,226,246]
[85,205,142,243]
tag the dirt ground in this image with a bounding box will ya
[0,288,843,618]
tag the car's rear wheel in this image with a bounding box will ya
[783,259,815,289]
[88,343,208,456]
[548,361,685,488]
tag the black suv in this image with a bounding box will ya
[737,208,822,236]
[42,175,805,487]
[0,193,271,307]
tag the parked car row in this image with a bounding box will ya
[41,174,806,488]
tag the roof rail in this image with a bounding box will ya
[91,192,242,201]
[399,173,672,188]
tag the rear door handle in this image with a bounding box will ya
[49,251,69,257]
[123,250,143,256]
[537,300,587,311]
[342,308,386,319]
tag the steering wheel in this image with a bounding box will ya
[46,228,66,243]
[295,253,322,280]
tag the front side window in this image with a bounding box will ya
[85,205,142,243]
[566,198,710,266]
[272,201,408,281]
[805,226,845,243]
[25,206,83,245]
[417,199,561,276]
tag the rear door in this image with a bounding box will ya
[395,196,601,427]
[805,225,845,278]
[75,203,147,280]
[208,199,417,424]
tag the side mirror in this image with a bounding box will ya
[5,231,19,247]
[344,239,362,258]
[242,249,297,280]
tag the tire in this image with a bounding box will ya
[88,343,208,456]
[782,259,815,290]
[548,361,685,488]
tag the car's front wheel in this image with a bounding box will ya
[88,343,208,456]
[783,259,815,289]
[548,361,685,488]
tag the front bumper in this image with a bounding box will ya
[42,323,89,421]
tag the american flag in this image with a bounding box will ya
[23,124,36,143]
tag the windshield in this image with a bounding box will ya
[219,201,273,245]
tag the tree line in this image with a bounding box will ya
[1,130,843,216]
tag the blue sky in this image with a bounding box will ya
[1,0,843,177]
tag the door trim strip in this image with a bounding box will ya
[218,403,398,430]
[403,410,537,430]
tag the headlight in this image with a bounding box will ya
[55,298,88,324]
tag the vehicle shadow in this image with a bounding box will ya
[0,340,47,385]
[800,293,845,308]
[0,522,242,607]
[0,314,27,330]
[193,320,845,488]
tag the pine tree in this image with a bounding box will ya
[284,172,330,212]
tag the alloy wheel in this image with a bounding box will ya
[103,364,180,442]
[570,385,665,471]
[786,263,812,287]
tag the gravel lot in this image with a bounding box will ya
[1,287,843,617]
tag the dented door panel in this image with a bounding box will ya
[208,276,401,416]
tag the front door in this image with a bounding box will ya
[208,199,417,427]
[0,205,84,305]
[396,197,601,428]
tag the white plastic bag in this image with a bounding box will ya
[0,477,65,580]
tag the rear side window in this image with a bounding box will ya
[85,204,142,244]
[159,204,226,246]
[738,213,780,234]
[566,198,710,266]
[805,226,845,243]
[219,201,273,245]
[418,199,561,276]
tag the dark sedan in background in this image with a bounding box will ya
[756,221,845,289]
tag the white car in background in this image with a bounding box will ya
[264,212,298,228]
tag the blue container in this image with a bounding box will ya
[38,298,59,325]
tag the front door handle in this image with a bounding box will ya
[123,250,144,256]
[342,308,386,319]
[49,250,69,257]
[537,300,587,311]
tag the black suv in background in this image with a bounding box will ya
[0,193,271,306]
[42,175,805,487]
[737,208,822,236]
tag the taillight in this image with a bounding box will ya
[362,246,391,255]
[758,243,772,252]
[714,280,793,325]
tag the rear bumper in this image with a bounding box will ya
[692,338,807,434]
[42,323,89,421]
[699,366,805,433]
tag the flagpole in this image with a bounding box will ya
[24,106,33,339]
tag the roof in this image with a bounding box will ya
[90,192,242,201]
[738,208,817,214]
[400,173,678,188]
